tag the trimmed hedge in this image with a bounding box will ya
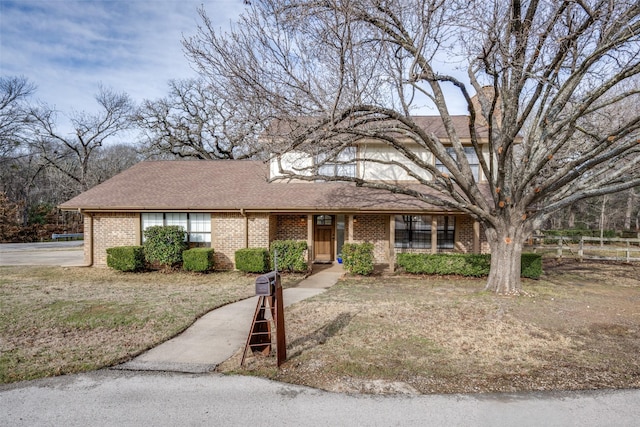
[270,240,308,272]
[342,242,375,276]
[182,248,215,272]
[396,253,542,279]
[106,246,145,272]
[235,248,270,273]
[521,253,543,279]
[143,225,187,267]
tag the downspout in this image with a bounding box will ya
[240,208,248,248]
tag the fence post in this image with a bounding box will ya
[578,237,584,262]
[556,236,563,258]
[626,240,631,263]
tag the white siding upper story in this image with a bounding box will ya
[269,142,491,182]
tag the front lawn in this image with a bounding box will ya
[220,259,640,394]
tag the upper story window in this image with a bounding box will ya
[435,147,480,181]
[316,147,356,178]
[141,213,211,246]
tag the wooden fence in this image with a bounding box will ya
[526,236,640,262]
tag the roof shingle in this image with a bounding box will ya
[60,160,460,213]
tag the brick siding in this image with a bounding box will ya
[212,213,245,270]
[275,215,308,240]
[455,215,475,253]
[352,214,389,263]
[91,212,139,266]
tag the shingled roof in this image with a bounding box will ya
[265,115,489,141]
[60,160,462,213]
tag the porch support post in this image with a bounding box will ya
[431,216,438,254]
[348,215,354,242]
[473,220,480,253]
[307,214,314,262]
[388,215,395,271]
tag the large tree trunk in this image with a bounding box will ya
[484,223,527,294]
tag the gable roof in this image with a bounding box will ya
[265,115,490,141]
[60,160,469,214]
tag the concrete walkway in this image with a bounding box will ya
[117,263,344,373]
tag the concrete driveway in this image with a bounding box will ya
[0,241,84,266]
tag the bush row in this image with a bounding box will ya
[542,229,618,240]
[107,245,215,272]
[234,240,309,274]
[396,252,542,279]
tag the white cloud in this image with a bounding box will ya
[0,0,245,134]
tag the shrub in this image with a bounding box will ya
[342,242,375,275]
[270,240,308,272]
[182,248,215,272]
[143,225,187,268]
[521,253,543,279]
[396,252,542,278]
[106,246,145,272]
[235,248,270,273]
[396,253,490,277]
[397,253,542,279]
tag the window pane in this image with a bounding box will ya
[165,213,187,228]
[395,215,431,249]
[318,164,334,176]
[189,213,211,233]
[316,147,356,177]
[337,164,356,177]
[142,213,163,229]
[437,216,455,250]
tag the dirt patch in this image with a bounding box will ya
[220,259,640,394]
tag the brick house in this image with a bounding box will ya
[60,116,491,269]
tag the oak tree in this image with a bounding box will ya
[185,0,640,293]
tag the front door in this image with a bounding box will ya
[314,215,334,262]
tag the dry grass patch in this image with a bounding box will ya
[221,260,640,394]
[0,266,304,383]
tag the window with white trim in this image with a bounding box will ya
[435,147,480,181]
[316,147,356,177]
[141,213,211,246]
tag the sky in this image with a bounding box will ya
[0,0,246,132]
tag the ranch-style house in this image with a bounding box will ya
[60,116,492,269]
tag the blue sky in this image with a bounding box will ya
[0,0,245,125]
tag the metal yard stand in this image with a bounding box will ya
[241,267,287,367]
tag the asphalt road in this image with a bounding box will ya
[0,241,84,266]
[2,370,639,426]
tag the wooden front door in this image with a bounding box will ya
[314,215,334,262]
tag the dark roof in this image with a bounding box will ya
[60,160,468,213]
[265,115,489,141]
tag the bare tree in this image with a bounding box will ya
[0,76,35,159]
[185,0,640,293]
[29,86,135,192]
[136,78,267,159]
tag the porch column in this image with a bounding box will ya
[307,214,314,262]
[473,220,480,253]
[388,215,395,271]
[431,216,438,254]
[348,215,354,242]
